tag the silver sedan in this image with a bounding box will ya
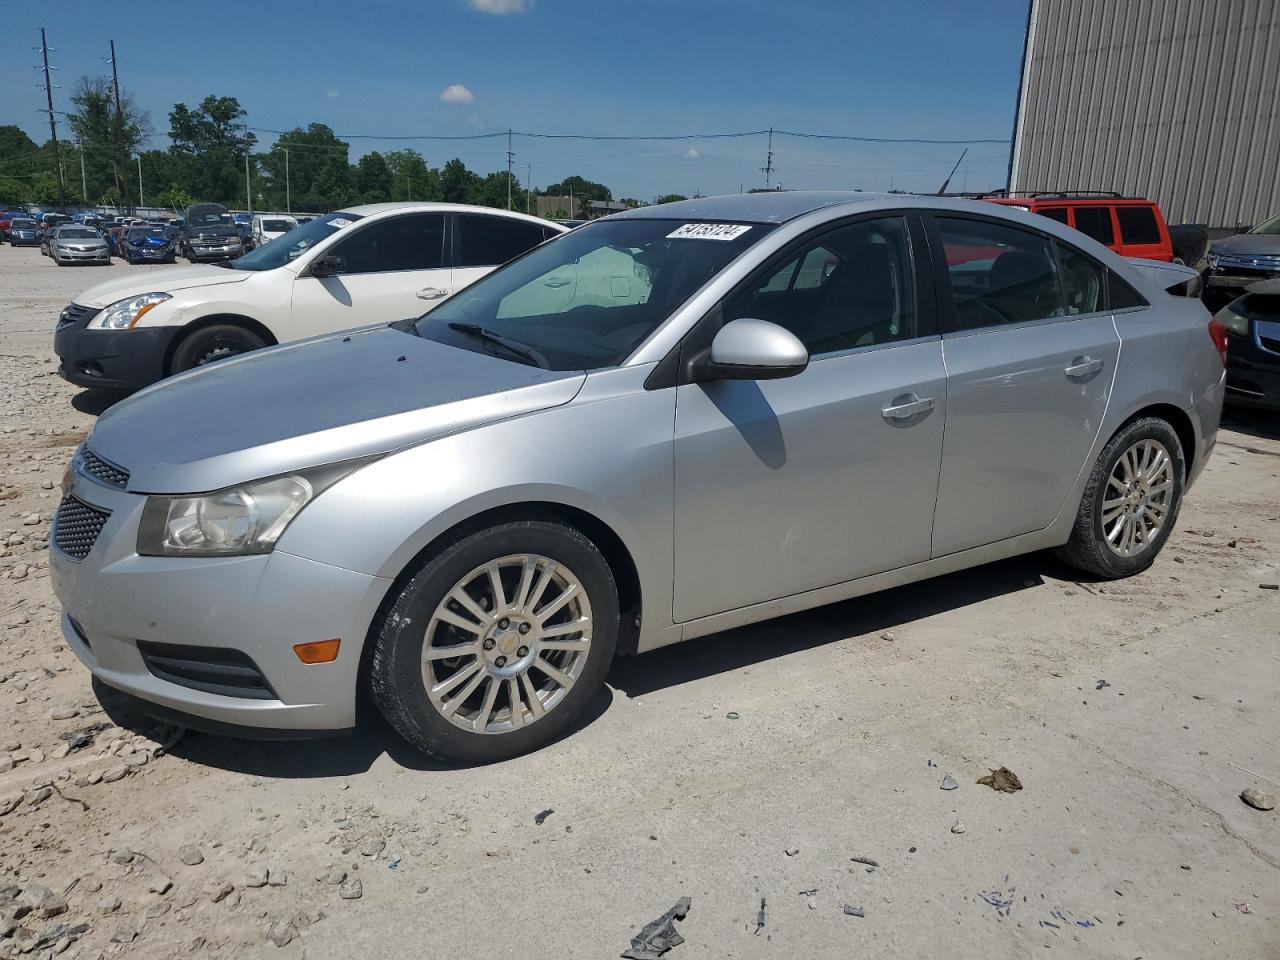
[49,225,111,265]
[51,192,1224,762]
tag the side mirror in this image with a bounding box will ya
[310,254,347,277]
[694,317,809,382]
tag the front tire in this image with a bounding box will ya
[1056,417,1185,578]
[169,324,267,374]
[370,518,619,763]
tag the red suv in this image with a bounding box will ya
[978,192,1175,263]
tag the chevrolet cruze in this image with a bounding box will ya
[52,193,1225,763]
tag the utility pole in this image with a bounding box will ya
[526,162,532,215]
[506,129,514,210]
[243,124,252,215]
[77,137,87,204]
[108,40,125,207]
[38,28,66,211]
[284,147,290,213]
[760,127,775,190]
[136,155,143,208]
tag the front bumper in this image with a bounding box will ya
[1204,268,1280,307]
[185,242,242,261]
[128,245,175,261]
[50,473,391,733]
[1225,325,1280,412]
[54,309,182,391]
[53,247,111,263]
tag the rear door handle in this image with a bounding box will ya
[1064,356,1104,378]
[417,287,448,301]
[881,395,935,421]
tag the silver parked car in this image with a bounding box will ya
[49,225,111,266]
[51,193,1225,762]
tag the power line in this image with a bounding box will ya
[248,126,1009,145]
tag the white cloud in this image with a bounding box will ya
[682,148,700,159]
[439,84,475,105]
[323,89,339,99]
[466,115,485,129]
[466,0,525,13]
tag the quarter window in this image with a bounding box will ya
[724,217,916,354]
[937,217,1065,329]
[1038,207,1069,225]
[1117,207,1161,245]
[1055,243,1106,315]
[329,213,444,274]
[455,214,548,268]
[1072,207,1115,246]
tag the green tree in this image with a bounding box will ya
[545,175,611,202]
[654,193,688,204]
[385,150,440,202]
[258,125,351,211]
[355,151,392,203]
[169,95,253,204]
[67,77,149,208]
[467,170,528,211]
[440,158,480,204]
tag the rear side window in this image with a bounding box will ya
[329,213,445,274]
[1055,243,1106,315]
[1107,271,1149,309]
[1038,207,1069,225]
[1072,207,1115,246]
[1117,207,1161,245]
[455,214,547,268]
[937,217,1065,329]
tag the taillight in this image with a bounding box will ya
[1207,318,1229,366]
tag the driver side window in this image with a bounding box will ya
[328,213,445,274]
[723,217,917,355]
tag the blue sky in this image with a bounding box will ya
[3,0,1030,200]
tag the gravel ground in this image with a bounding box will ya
[1,245,1278,959]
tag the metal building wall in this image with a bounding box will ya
[1010,0,1280,229]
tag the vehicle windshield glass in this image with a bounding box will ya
[226,211,362,271]
[189,208,232,227]
[413,217,771,370]
[59,227,98,239]
[130,227,163,239]
[262,219,293,232]
[1249,214,1280,235]
[12,220,34,229]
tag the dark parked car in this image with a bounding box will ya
[1204,213,1280,309]
[0,210,32,240]
[179,202,242,262]
[1216,278,1280,412]
[8,218,40,246]
[121,225,178,264]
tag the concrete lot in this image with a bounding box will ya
[0,245,1277,958]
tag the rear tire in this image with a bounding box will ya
[1055,417,1185,579]
[370,518,619,764]
[170,324,267,374]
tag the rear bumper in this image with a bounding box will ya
[1225,332,1280,412]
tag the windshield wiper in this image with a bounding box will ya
[447,322,549,369]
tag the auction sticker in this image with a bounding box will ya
[667,223,752,241]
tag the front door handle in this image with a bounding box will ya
[1064,356,1104,378]
[881,395,935,421]
[417,287,448,300]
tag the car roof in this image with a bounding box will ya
[339,201,565,230]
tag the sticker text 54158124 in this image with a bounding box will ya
[667,223,752,241]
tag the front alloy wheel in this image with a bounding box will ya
[1101,438,1174,557]
[370,518,618,763]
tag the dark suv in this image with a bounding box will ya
[1204,213,1280,310]
[179,203,243,262]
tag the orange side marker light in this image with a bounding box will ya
[294,639,341,664]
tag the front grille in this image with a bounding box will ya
[136,641,277,700]
[1216,254,1280,271]
[78,448,129,488]
[52,495,110,561]
[57,302,99,330]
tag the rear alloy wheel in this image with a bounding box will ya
[170,324,267,374]
[370,519,618,763]
[1056,417,1185,578]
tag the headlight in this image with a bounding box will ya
[1205,251,1219,269]
[89,292,171,330]
[1213,301,1250,337]
[136,460,373,557]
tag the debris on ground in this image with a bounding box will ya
[977,767,1023,793]
[849,855,879,869]
[1240,787,1276,811]
[784,847,799,857]
[534,808,554,825]
[951,820,966,834]
[842,904,865,917]
[1095,680,1111,691]
[1235,902,1252,915]
[1259,583,1279,591]
[940,773,958,790]
[754,897,766,935]
[979,878,1017,920]
[725,712,740,720]
[1042,908,1097,930]
[621,897,692,959]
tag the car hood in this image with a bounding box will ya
[1211,233,1280,256]
[88,326,586,493]
[74,265,252,308]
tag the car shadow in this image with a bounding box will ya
[94,553,1064,777]
[70,388,129,416]
[1220,405,1280,442]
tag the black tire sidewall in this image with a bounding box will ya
[1081,418,1186,577]
[171,324,266,373]
[370,520,619,765]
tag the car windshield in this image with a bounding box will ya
[12,220,34,229]
[189,208,231,227]
[1249,213,1280,235]
[412,217,771,370]
[262,219,293,232]
[226,211,363,271]
[130,228,163,239]
[59,227,98,239]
